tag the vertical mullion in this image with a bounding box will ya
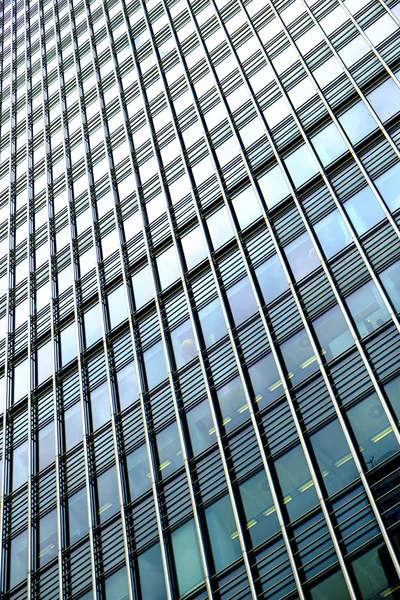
[0,0,16,591]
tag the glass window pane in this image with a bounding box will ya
[314,210,352,259]
[108,286,128,329]
[380,261,400,312]
[155,422,183,478]
[375,163,400,212]
[338,101,377,144]
[310,569,351,600]
[347,393,397,469]
[310,420,357,496]
[384,375,400,422]
[171,320,197,368]
[350,543,399,600]
[281,329,318,386]
[37,341,53,385]
[181,227,207,270]
[126,444,151,500]
[138,544,168,600]
[198,298,226,347]
[255,254,288,304]
[84,303,103,347]
[144,340,168,389]
[90,382,111,430]
[232,186,262,228]
[9,530,28,589]
[312,305,354,360]
[284,232,320,281]
[156,246,180,289]
[258,164,290,209]
[217,377,248,433]
[284,144,319,188]
[171,520,203,596]
[67,488,88,545]
[367,78,400,122]
[344,187,384,235]
[117,361,139,410]
[64,402,82,451]
[97,466,119,523]
[205,495,241,572]
[227,277,257,326]
[239,470,279,547]
[38,421,55,471]
[132,265,154,309]
[207,206,234,249]
[13,359,29,404]
[311,122,347,166]
[60,322,77,366]
[12,442,28,491]
[105,568,129,600]
[38,509,57,568]
[186,400,214,456]
[248,353,282,407]
[275,446,318,522]
[345,280,389,337]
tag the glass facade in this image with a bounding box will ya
[0,0,399,596]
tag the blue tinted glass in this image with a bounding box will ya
[380,261,400,312]
[375,163,400,212]
[285,232,320,281]
[347,394,397,469]
[344,187,384,235]
[9,530,28,589]
[186,400,214,456]
[310,420,357,496]
[156,422,183,478]
[310,569,351,600]
[227,277,257,326]
[171,320,197,368]
[68,488,88,545]
[351,544,398,599]
[239,470,279,547]
[90,382,110,430]
[217,377,247,432]
[311,122,347,166]
[171,520,203,596]
[314,210,352,259]
[38,509,57,568]
[258,164,290,209]
[367,77,400,122]
[198,298,226,347]
[138,544,168,600]
[255,254,288,304]
[126,444,151,500]
[384,376,400,422]
[205,495,241,572]
[117,361,139,410]
[105,568,129,600]
[12,442,28,491]
[312,305,354,360]
[38,421,55,471]
[144,340,168,389]
[275,446,318,522]
[248,354,282,407]
[281,329,318,386]
[13,359,29,403]
[284,144,319,188]
[346,280,389,336]
[97,466,119,523]
[338,100,377,144]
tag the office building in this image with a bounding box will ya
[0,0,400,597]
